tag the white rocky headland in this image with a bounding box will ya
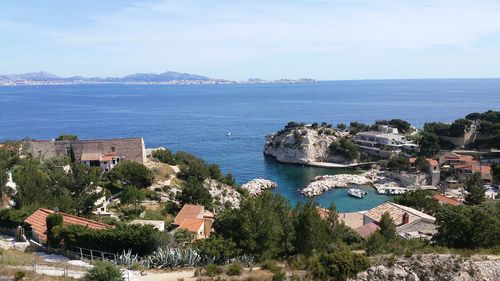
[264,123,350,164]
[241,179,278,196]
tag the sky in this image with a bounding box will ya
[1,0,500,80]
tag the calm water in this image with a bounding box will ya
[1,79,499,211]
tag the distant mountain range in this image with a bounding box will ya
[0,71,315,86]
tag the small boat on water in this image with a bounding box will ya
[226,132,231,136]
[348,188,367,199]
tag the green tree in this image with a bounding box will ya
[12,159,52,209]
[329,137,358,162]
[414,157,429,172]
[85,260,123,281]
[152,148,177,165]
[69,145,76,163]
[56,134,78,141]
[108,161,154,189]
[387,156,409,172]
[293,200,330,256]
[177,177,213,209]
[419,132,441,157]
[336,123,347,131]
[46,213,63,248]
[393,190,440,215]
[310,249,370,281]
[448,118,472,137]
[493,163,500,184]
[194,235,237,264]
[463,173,485,206]
[378,212,396,241]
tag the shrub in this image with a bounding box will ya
[261,260,280,272]
[205,264,222,277]
[225,263,242,276]
[0,209,30,229]
[310,250,370,281]
[329,137,358,161]
[152,148,177,165]
[46,213,63,248]
[85,260,124,281]
[272,271,286,281]
[108,161,154,189]
[14,271,26,281]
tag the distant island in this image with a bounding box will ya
[0,71,315,86]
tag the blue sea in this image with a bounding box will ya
[1,79,499,211]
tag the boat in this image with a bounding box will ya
[348,188,367,199]
[226,132,231,136]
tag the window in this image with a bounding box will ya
[112,159,116,165]
[111,146,116,152]
[66,147,70,154]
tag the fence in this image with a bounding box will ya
[71,246,117,262]
[0,256,87,279]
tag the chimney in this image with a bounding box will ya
[402,212,410,225]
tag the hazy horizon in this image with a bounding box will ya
[2,0,500,80]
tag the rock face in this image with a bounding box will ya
[203,179,241,209]
[301,173,372,196]
[351,254,500,281]
[264,125,347,164]
[241,179,278,196]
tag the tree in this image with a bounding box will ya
[194,235,237,264]
[177,177,213,209]
[387,156,409,172]
[329,137,358,162]
[12,159,52,209]
[394,190,440,215]
[108,161,154,189]
[56,134,78,141]
[152,148,177,165]
[293,200,330,256]
[433,203,500,249]
[336,123,347,131]
[85,260,123,281]
[419,132,441,157]
[463,173,485,206]
[46,213,63,248]
[448,119,472,137]
[69,145,76,163]
[493,163,500,184]
[378,212,396,241]
[414,157,429,172]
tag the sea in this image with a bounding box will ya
[1,79,499,211]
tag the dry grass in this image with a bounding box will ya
[149,162,175,182]
[0,268,77,281]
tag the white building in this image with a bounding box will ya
[355,125,418,158]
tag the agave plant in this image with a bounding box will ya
[228,254,255,267]
[115,249,139,268]
[143,246,202,269]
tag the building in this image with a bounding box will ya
[408,157,441,186]
[354,125,418,158]
[172,204,214,240]
[440,152,493,183]
[24,138,146,171]
[24,208,110,243]
[433,194,461,206]
[362,202,437,239]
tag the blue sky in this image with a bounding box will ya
[1,0,500,80]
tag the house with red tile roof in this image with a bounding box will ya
[433,194,461,206]
[408,157,441,186]
[172,204,214,240]
[24,208,110,243]
[362,202,437,239]
[440,152,493,183]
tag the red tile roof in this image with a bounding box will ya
[364,202,435,226]
[409,157,438,167]
[178,218,205,233]
[24,208,110,242]
[354,222,379,239]
[433,194,460,206]
[173,204,213,226]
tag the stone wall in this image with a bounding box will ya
[25,138,145,164]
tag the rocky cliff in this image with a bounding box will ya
[264,124,347,164]
[352,254,500,281]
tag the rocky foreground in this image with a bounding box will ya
[301,169,406,196]
[351,254,500,281]
[241,179,278,196]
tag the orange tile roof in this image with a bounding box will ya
[174,204,207,225]
[354,222,379,239]
[433,194,460,206]
[409,158,439,167]
[364,202,435,226]
[24,208,110,242]
[178,218,205,233]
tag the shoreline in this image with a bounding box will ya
[263,153,377,169]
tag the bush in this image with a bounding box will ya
[225,263,242,276]
[204,264,222,277]
[46,213,63,247]
[329,137,358,161]
[272,271,286,281]
[261,260,280,272]
[309,250,370,281]
[14,271,26,281]
[0,209,29,229]
[108,161,154,189]
[85,260,124,281]
[152,149,177,165]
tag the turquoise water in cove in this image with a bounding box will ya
[1,79,499,211]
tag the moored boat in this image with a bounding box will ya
[348,188,367,199]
